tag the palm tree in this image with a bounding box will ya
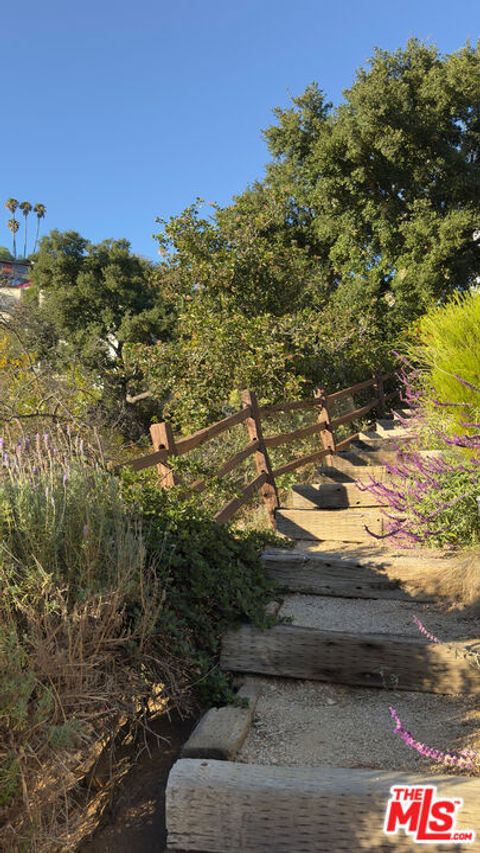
[5,198,19,257]
[33,203,46,252]
[5,198,18,217]
[7,218,20,258]
[19,201,32,258]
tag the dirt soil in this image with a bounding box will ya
[279,593,479,641]
[80,711,196,853]
[237,676,480,773]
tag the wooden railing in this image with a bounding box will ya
[121,371,397,527]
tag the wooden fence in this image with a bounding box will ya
[122,371,397,527]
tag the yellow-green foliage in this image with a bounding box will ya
[409,289,480,434]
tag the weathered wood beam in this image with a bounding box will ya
[276,507,384,541]
[167,759,480,851]
[220,624,480,694]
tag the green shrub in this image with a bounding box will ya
[402,465,480,548]
[120,470,279,705]
[0,428,279,848]
[407,289,480,435]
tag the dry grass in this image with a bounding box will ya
[0,432,193,852]
[0,562,191,852]
[416,549,480,615]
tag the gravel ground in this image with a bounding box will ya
[237,677,480,773]
[279,593,479,641]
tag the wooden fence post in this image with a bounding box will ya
[314,387,336,465]
[149,421,179,487]
[241,390,280,528]
[373,372,386,417]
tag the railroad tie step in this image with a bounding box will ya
[286,482,382,510]
[220,623,480,695]
[166,760,480,852]
[316,463,393,483]
[276,507,384,541]
[261,551,421,600]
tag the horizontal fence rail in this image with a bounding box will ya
[120,370,397,527]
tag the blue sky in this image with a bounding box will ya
[1,0,478,259]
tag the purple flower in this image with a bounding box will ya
[453,373,480,393]
[413,616,441,644]
[389,707,477,770]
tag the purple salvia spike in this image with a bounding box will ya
[413,616,441,644]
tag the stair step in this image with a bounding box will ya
[264,544,453,574]
[237,676,478,772]
[358,429,384,441]
[317,464,393,483]
[393,407,413,421]
[286,482,381,509]
[166,759,480,852]
[357,430,414,446]
[342,446,398,463]
[278,592,472,639]
[351,437,396,451]
[339,446,437,466]
[276,507,384,541]
[332,448,404,467]
[220,623,480,694]
[264,554,411,599]
[376,418,415,439]
[317,450,440,483]
[272,544,457,603]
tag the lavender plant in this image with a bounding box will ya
[0,426,147,596]
[389,706,478,771]
[0,423,276,848]
[358,366,480,549]
[389,617,479,774]
[0,425,174,850]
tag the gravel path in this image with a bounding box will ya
[279,593,479,641]
[237,677,480,773]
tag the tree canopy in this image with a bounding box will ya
[139,39,480,429]
[17,40,480,435]
[157,41,480,317]
[28,231,171,434]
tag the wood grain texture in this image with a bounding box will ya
[241,389,279,527]
[314,387,336,465]
[325,377,376,403]
[317,464,393,484]
[181,684,259,761]
[258,398,319,416]
[214,473,267,524]
[330,399,378,429]
[167,759,480,851]
[272,447,330,478]
[276,507,384,541]
[287,482,382,509]
[184,439,260,497]
[149,421,179,487]
[220,624,480,694]
[175,406,252,455]
[262,552,414,600]
[263,420,326,449]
